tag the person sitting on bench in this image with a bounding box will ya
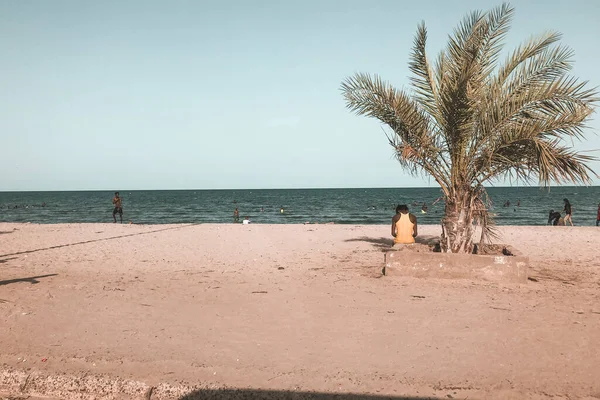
[391,204,417,245]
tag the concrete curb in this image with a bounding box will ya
[0,368,209,400]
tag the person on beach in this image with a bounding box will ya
[548,210,562,226]
[562,198,573,226]
[391,204,417,245]
[242,216,250,225]
[596,203,600,226]
[233,207,240,223]
[112,192,123,223]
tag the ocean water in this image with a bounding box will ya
[0,187,599,226]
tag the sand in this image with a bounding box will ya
[1,222,599,400]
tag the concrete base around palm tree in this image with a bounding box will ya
[383,249,529,283]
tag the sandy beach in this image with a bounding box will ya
[1,222,599,400]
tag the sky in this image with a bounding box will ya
[1,0,599,191]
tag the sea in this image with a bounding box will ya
[0,187,599,226]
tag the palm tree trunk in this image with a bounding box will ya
[440,191,475,253]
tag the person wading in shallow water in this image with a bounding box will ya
[112,192,123,223]
[391,204,418,246]
[563,198,573,226]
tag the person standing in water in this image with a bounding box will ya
[562,198,573,226]
[391,204,418,246]
[112,192,123,223]
[596,203,600,226]
[233,207,240,223]
[280,206,284,214]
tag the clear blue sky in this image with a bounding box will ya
[1,0,599,190]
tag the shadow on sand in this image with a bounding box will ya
[0,256,18,264]
[345,235,440,251]
[0,224,201,258]
[0,274,58,286]
[179,388,442,400]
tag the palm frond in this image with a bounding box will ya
[473,70,598,179]
[480,137,596,186]
[504,45,574,96]
[437,9,486,153]
[440,4,515,166]
[409,22,441,123]
[530,139,596,185]
[477,3,514,78]
[472,186,499,245]
[341,72,431,148]
[433,6,517,163]
[495,31,563,86]
[341,73,451,191]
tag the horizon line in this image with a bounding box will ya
[1,184,598,193]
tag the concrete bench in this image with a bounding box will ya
[383,249,529,283]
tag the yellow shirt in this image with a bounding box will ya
[394,213,415,244]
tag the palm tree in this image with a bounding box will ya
[341,3,597,253]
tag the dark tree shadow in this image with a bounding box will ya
[179,388,441,400]
[415,235,440,246]
[0,230,14,235]
[345,235,440,251]
[345,236,394,250]
[0,257,18,264]
[0,274,57,286]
